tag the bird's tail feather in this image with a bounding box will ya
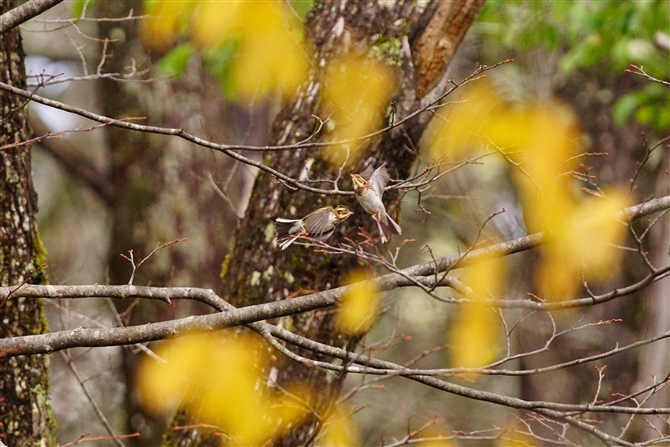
[278,235,299,250]
[274,218,298,240]
[376,220,388,244]
[378,213,401,242]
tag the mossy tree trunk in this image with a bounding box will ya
[169,1,485,445]
[0,0,54,443]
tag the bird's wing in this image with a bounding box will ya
[302,207,332,236]
[359,164,375,181]
[369,164,390,198]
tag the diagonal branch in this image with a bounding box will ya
[0,0,63,33]
[30,115,115,206]
[0,194,669,356]
[0,61,509,197]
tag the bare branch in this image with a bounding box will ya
[0,0,63,33]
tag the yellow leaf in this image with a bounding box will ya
[425,80,503,159]
[231,3,309,99]
[137,330,312,446]
[335,270,380,335]
[323,55,396,166]
[448,255,506,370]
[317,404,360,447]
[191,0,241,48]
[539,191,628,300]
[539,191,629,301]
[190,0,309,100]
[569,190,629,278]
[537,248,579,302]
[449,303,500,370]
[141,0,194,53]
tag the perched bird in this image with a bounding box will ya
[274,205,353,250]
[351,164,402,243]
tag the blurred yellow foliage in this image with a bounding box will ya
[137,330,312,446]
[141,0,194,53]
[190,0,240,47]
[491,102,581,235]
[426,80,503,159]
[230,2,309,99]
[448,255,505,370]
[335,269,380,335]
[317,403,360,447]
[538,191,629,300]
[141,0,308,101]
[323,55,396,166]
[490,102,628,300]
[429,81,628,301]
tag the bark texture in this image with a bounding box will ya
[93,1,263,444]
[411,0,486,95]
[172,1,485,445]
[0,0,53,443]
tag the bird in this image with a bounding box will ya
[274,205,353,250]
[351,164,401,243]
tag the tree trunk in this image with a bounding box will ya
[167,1,485,445]
[0,0,54,443]
[93,1,267,444]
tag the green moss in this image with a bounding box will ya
[220,252,232,281]
[31,224,48,285]
[371,35,403,67]
[292,253,303,267]
[219,234,237,281]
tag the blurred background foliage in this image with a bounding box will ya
[479,0,669,130]
[20,0,669,444]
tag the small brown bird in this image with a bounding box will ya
[274,205,353,250]
[351,164,401,243]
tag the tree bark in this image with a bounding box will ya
[93,1,267,444]
[0,0,53,443]
[170,1,485,445]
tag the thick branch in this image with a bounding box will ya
[0,193,669,358]
[0,286,341,356]
[410,0,487,95]
[3,286,668,421]
[0,0,63,33]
